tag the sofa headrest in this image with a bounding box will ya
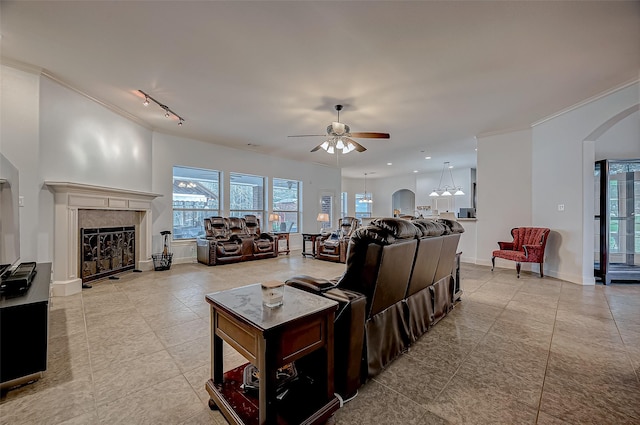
[437,218,465,234]
[412,219,447,236]
[227,217,245,230]
[370,218,421,240]
[210,216,227,228]
[244,215,258,227]
[350,225,396,246]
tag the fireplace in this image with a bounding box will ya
[46,181,162,296]
[81,226,135,283]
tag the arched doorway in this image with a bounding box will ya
[392,189,415,217]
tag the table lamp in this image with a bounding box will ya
[268,213,280,232]
[316,213,329,233]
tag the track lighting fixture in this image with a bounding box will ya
[138,90,185,126]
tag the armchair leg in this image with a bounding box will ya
[539,262,544,278]
[516,262,521,278]
[491,256,495,271]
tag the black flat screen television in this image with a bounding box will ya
[0,153,21,278]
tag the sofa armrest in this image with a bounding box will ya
[522,244,543,258]
[258,232,274,241]
[497,241,514,250]
[285,275,338,294]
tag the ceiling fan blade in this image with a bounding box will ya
[288,134,326,138]
[349,132,390,139]
[310,143,323,152]
[345,137,367,152]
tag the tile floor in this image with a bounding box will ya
[1,253,639,425]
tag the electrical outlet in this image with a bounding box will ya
[557,204,565,212]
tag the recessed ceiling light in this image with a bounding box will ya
[413,170,418,173]
[387,162,392,166]
[425,156,431,160]
[448,165,454,169]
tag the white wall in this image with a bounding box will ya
[476,129,533,270]
[595,110,640,160]
[0,65,42,262]
[532,82,639,284]
[39,77,153,192]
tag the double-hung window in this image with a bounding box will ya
[355,193,372,220]
[172,166,220,239]
[229,172,265,224]
[272,178,301,233]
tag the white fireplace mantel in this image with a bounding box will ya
[45,181,162,296]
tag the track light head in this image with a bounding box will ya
[138,90,184,126]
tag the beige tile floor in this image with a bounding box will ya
[1,253,639,425]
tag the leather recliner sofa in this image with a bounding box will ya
[196,216,276,266]
[286,217,463,398]
[316,216,360,263]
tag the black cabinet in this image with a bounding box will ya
[1,263,51,387]
[594,160,640,284]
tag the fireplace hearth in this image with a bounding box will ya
[81,226,135,283]
[46,181,162,296]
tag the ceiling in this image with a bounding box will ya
[1,1,638,179]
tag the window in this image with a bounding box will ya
[229,172,265,224]
[341,192,348,218]
[320,193,333,231]
[355,193,372,220]
[172,166,220,240]
[272,178,301,233]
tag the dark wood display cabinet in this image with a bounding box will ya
[1,263,51,389]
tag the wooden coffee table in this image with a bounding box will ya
[205,284,339,425]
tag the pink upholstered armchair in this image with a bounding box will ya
[491,227,551,278]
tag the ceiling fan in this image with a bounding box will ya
[288,105,390,154]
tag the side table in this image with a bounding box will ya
[271,232,290,255]
[301,233,321,258]
[205,284,339,425]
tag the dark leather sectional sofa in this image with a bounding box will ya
[196,215,277,266]
[286,217,464,398]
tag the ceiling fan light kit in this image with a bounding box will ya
[289,104,390,155]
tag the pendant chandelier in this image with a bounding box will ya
[359,173,373,203]
[429,162,464,197]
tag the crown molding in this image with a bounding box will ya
[40,71,152,130]
[532,78,639,127]
[0,57,43,74]
[476,126,531,139]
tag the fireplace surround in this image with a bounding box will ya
[46,182,161,296]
